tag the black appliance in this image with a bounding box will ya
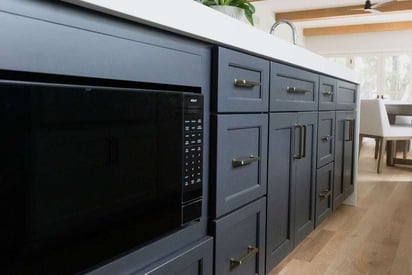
[0,77,203,274]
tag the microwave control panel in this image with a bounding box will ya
[182,94,203,224]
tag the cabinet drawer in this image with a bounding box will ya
[336,80,357,110]
[317,111,335,168]
[213,197,266,275]
[319,75,337,111]
[270,62,319,112]
[212,47,269,113]
[315,163,334,227]
[212,114,268,218]
[0,11,210,88]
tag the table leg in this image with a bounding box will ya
[386,140,395,166]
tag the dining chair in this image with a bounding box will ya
[359,99,412,173]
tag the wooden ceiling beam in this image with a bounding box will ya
[276,5,367,21]
[276,1,412,22]
[303,21,412,36]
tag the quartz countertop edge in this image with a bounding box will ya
[62,0,360,84]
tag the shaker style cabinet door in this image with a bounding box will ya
[213,197,266,275]
[336,80,357,110]
[317,111,336,168]
[266,112,317,271]
[211,114,268,218]
[334,111,356,210]
[212,47,270,113]
[294,112,317,245]
[270,62,319,112]
[319,75,337,111]
[315,162,334,227]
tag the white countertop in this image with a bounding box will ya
[63,0,360,84]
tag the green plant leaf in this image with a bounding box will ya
[201,0,255,25]
[244,10,254,25]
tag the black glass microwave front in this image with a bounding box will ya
[0,80,203,274]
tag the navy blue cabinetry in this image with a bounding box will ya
[210,47,269,275]
[266,112,317,270]
[0,1,212,274]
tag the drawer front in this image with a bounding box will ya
[317,111,335,168]
[319,75,337,111]
[213,47,270,113]
[336,80,357,110]
[316,162,334,227]
[0,11,210,88]
[213,114,268,218]
[214,197,266,275]
[270,62,319,112]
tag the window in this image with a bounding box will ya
[353,56,379,100]
[327,53,412,101]
[384,54,412,101]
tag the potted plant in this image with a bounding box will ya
[201,0,256,26]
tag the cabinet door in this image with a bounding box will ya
[334,111,355,210]
[294,112,317,245]
[319,75,337,111]
[143,237,213,275]
[212,114,268,218]
[270,62,319,112]
[266,112,297,270]
[213,197,266,275]
[213,47,270,113]
[315,163,334,227]
[267,112,317,271]
[317,111,335,168]
[336,81,357,110]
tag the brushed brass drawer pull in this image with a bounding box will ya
[287,86,310,94]
[230,246,259,269]
[319,190,332,199]
[232,155,260,168]
[321,135,333,142]
[322,91,334,96]
[234,79,261,88]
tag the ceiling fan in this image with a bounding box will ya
[362,0,403,13]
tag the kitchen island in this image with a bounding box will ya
[0,1,360,274]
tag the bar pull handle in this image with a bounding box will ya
[301,124,307,159]
[230,246,259,269]
[321,135,334,142]
[349,120,354,142]
[322,91,334,96]
[344,120,354,141]
[234,79,261,88]
[293,124,303,159]
[232,155,260,168]
[319,190,332,199]
[287,86,310,94]
[294,124,306,159]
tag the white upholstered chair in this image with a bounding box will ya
[359,99,412,173]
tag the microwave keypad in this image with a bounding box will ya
[184,119,202,185]
[183,116,203,203]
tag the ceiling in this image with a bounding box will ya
[253,0,412,35]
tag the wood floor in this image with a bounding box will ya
[269,138,412,275]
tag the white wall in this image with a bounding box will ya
[305,30,412,55]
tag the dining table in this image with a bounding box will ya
[384,101,412,166]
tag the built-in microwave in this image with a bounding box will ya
[0,77,203,274]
